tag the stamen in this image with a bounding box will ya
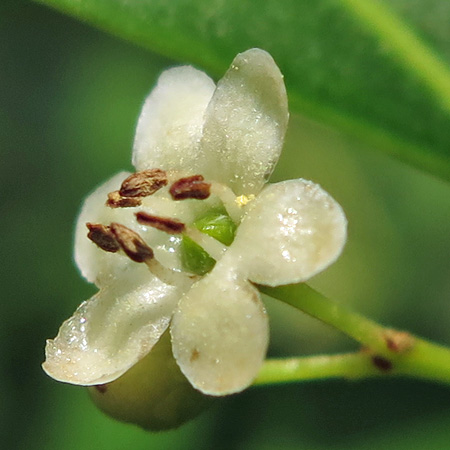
[169,175,211,200]
[119,169,168,198]
[135,212,186,234]
[145,258,194,286]
[86,223,120,253]
[110,223,154,263]
[106,191,142,208]
[109,223,192,286]
[209,183,242,223]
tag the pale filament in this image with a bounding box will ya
[144,257,195,287]
[185,227,227,261]
[209,182,243,223]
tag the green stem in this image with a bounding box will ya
[254,352,381,386]
[259,284,389,354]
[257,284,450,386]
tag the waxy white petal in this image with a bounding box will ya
[231,180,347,286]
[171,264,269,396]
[132,66,215,173]
[201,49,289,195]
[43,267,187,385]
[74,172,133,285]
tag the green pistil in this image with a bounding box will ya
[180,236,216,276]
[180,210,237,275]
[193,211,237,246]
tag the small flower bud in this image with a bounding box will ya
[88,331,212,431]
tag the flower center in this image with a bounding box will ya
[87,169,240,282]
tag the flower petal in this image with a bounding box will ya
[200,48,289,195]
[43,267,186,385]
[171,264,269,396]
[230,179,347,286]
[132,66,215,172]
[74,172,132,285]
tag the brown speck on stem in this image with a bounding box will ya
[136,212,186,234]
[106,191,142,208]
[170,175,211,200]
[372,355,393,372]
[110,223,154,262]
[86,223,120,253]
[384,330,414,353]
[119,169,168,198]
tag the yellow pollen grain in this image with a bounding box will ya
[235,194,255,207]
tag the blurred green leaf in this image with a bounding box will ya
[33,0,450,181]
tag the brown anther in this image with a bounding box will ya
[110,223,154,263]
[119,169,168,198]
[136,212,186,234]
[86,223,120,253]
[106,191,142,208]
[371,355,393,372]
[169,175,211,200]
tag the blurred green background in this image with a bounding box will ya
[1,0,450,449]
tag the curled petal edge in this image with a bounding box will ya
[43,268,184,386]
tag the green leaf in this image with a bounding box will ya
[33,0,450,181]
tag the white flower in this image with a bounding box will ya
[43,49,347,396]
